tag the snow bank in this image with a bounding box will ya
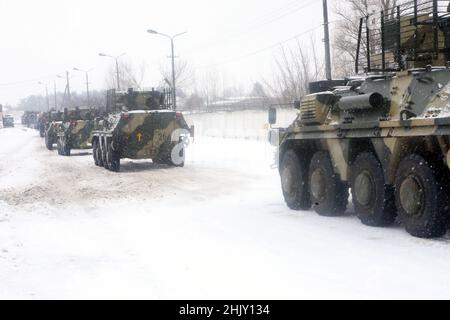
[184,109,297,140]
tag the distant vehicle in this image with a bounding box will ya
[56,108,96,156]
[21,111,39,129]
[92,88,192,172]
[37,111,53,137]
[3,114,14,128]
[44,111,64,150]
[0,104,3,129]
[269,1,450,239]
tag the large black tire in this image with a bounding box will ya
[62,141,71,156]
[93,139,100,166]
[101,138,110,170]
[106,142,121,172]
[279,150,311,210]
[57,139,62,155]
[395,154,449,238]
[45,134,54,151]
[309,151,348,216]
[351,152,396,227]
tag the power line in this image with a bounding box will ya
[197,0,317,51]
[198,24,323,70]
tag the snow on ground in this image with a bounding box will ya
[1,125,450,299]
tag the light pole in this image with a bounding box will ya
[73,67,93,108]
[54,81,57,110]
[323,0,332,80]
[56,72,72,108]
[147,29,187,110]
[38,82,50,111]
[99,52,126,91]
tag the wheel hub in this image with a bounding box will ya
[400,175,424,216]
[311,169,326,201]
[354,170,374,207]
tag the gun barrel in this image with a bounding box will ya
[337,93,384,111]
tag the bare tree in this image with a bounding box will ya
[159,59,195,93]
[105,58,147,90]
[199,69,221,109]
[264,37,323,104]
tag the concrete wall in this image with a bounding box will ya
[184,109,298,141]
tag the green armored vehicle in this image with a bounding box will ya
[44,110,64,150]
[270,0,450,239]
[37,111,53,137]
[56,107,96,156]
[21,111,39,129]
[92,88,191,172]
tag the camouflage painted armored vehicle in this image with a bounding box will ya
[37,111,53,137]
[21,111,39,129]
[44,111,64,150]
[270,0,450,239]
[92,88,191,172]
[56,107,96,156]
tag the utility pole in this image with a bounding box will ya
[323,0,332,80]
[170,37,177,110]
[115,58,120,91]
[86,72,90,108]
[38,82,50,111]
[66,71,71,108]
[54,81,57,109]
[99,53,126,91]
[74,68,92,108]
[147,29,187,110]
[45,85,50,111]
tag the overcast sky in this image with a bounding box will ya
[0,0,329,105]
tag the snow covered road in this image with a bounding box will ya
[1,125,450,299]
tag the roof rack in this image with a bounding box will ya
[356,0,450,73]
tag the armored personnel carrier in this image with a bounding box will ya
[92,88,191,172]
[44,111,64,150]
[37,111,52,137]
[21,111,39,129]
[270,0,450,238]
[56,107,96,156]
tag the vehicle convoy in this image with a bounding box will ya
[0,104,3,129]
[21,111,39,129]
[0,105,14,128]
[45,111,64,150]
[92,88,191,172]
[270,0,450,239]
[37,111,53,137]
[3,114,14,128]
[56,108,96,156]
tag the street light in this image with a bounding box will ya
[99,52,126,91]
[147,29,187,110]
[38,82,50,111]
[57,72,72,109]
[73,67,93,108]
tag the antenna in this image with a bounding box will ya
[323,0,332,80]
